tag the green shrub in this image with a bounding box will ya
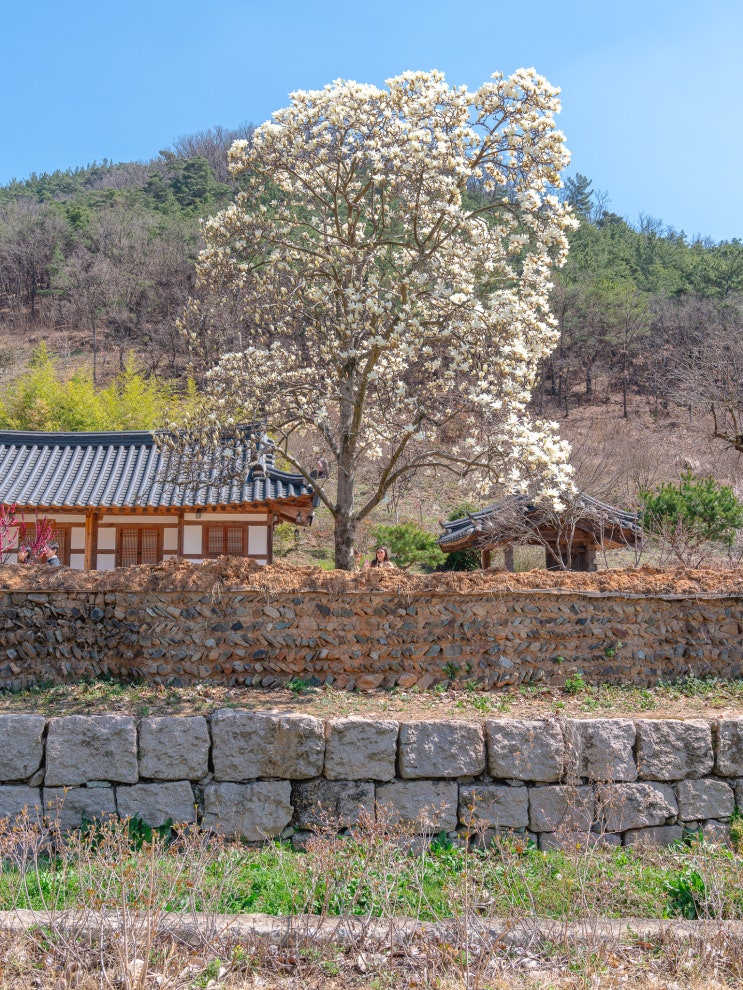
[370,522,445,571]
[640,472,743,566]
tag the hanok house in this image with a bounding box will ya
[0,430,316,569]
[438,492,641,572]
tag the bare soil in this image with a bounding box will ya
[3,557,743,596]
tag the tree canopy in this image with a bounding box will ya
[178,70,577,567]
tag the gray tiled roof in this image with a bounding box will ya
[439,493,641,548]
[0,431,313,509]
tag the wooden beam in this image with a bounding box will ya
[480,548,491,570]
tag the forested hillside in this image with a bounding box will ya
[1,134,742,499]
[0,125,253,381]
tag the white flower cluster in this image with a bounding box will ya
[194,69,577,520]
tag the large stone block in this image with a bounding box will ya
[0,715,46,782]
[138,716,210,781]
[485,720,563,782]
[715,719,743,776]
[623,825,684,847]
[676,779,735,821]
[596,782,677,832]
[117,782,196,827]
[211,710,324,781]
[0,785,41,823]
[529,785,594,833]
[43,786,117,829]
[292,780,375,829]
[45,716,138,786]
[398,721,485,779]
[375,780,458,831]
[564,720,636,781]
[459,784,529,829]
[635,720,713,780]
[202,781,293,839]
[324,718,398,781]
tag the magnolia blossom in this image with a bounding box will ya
[182,69,577,568]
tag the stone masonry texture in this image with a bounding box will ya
[398,721,485,778]
[45,715,138,786]
[485,720,563,782]
[2,588,743,693]
[0,711,740,848]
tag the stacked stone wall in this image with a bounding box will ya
[1,712,742,849]
[1,589,742,692]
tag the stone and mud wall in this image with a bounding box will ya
[1,588,742,692]
[1,712,742,849]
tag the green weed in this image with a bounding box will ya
[564,672,586,695]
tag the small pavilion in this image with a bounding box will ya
[438,493,641,572]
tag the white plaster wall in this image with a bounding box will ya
[69,552,85,570]
[184,511,266,522]
[183,526,202,556]
[70,527,86,550]
[248,526,268,556]
[97,529,116,552]
[96,553,116,570]
[98,514,178,526]
[163,528,178,552]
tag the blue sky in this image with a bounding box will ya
[4,0,741,241]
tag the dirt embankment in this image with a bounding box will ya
[2,557,743,596]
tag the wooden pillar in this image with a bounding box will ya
[480,548,491,570]
[84,510,98,571]
[504,546,515,572]
[177,510,184,557]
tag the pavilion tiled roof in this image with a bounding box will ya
[438,492,641,549]
[0,431,314,510]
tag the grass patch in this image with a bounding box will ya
[2,816,743,987]
[2,816,743,922]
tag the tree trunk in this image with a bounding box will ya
[622,359,628,418]
[333,510,357,571]
[333,390,357,570]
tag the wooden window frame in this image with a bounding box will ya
[115,525,164,567]
[202,523,249,559]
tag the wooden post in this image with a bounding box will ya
[84,510,98,571]
[504,546,515,572]
[177,510,184,557]
[480,548,491,570]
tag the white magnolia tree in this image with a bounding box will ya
[180,69,577,568]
